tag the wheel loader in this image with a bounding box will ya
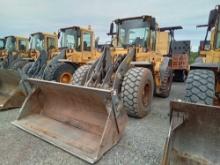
[159,27,191,82]
[13,15,177,163]
[0,36,29,69]
[43,26,101,83]
[21,32,59,78]
[0,33,58,111]
[162,5,220,165]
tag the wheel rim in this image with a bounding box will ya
[59,72,72,83]
[142,82,152,106]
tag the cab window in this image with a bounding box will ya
[83,32,91,51]
[47,37,56,49]
[216,17,220,49]
[18,39,28,51]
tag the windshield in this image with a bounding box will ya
[30,33,45,51]
[117,19,150,47]
[60,28,81,50]
[5,36,16,52]
[216,16,220,49]
[0,39,4,50]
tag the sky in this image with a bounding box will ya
[0,0,219,51]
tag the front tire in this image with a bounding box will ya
[53,63,77,83]
[121,67,154,118]
[72,65,91,85]
[184,69,215,105]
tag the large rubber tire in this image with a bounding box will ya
[53,63,77,83]
[10,60,28,70]
[43,62,62,81]
[22,62,34,75]
[184,69,215,105]
[156,68,173,98]
[72,65,91,85]
[121,67,154,118]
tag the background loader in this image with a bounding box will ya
[162,5,220,165]
[43,26,101,83]
[0,38,5,54]
[159,27,191,82]
[22,32,59,78]
[0,36,29,69]
[0,32,58,110]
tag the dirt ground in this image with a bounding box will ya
[0,82,185,165]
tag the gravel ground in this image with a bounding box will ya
[0,82,185,165]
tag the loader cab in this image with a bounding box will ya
[5,36,29,53]
[59,26,94,52]
[214,14,220,49]
[30,33,57,51]
[59,27,81,51]
[112,16,157,50]
[0,39,5,50]
[30,32,58,60]
[5,36,16,53]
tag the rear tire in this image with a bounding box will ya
[72,65,91,85]
[53,63,77,83]
[121,67,154,118]
[156,68,173,98]
[184,69,215,105]
[43,62,62,81]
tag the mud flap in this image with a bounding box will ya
[12,78,128,163]
[0,69,26,110]
[162,100,220,165]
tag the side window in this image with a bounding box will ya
[216,18,220,49]
[18,40,27,51]
[47,37,56,49]
[83,32,91,51]
[151,31,156,50]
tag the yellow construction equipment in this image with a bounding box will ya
[159,27,191,82]
[162,5,220,164]
[0,36,29,69]
[0,32,58,111]
[13,15,180,163]
[22,32,59,78]
[43,26,101,83]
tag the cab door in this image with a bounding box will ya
[81,31,93,62]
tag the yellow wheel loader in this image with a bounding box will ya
[0,33,58,111]
[0,36,29,110]
[43,26,101,83]
[162,5,220,165]
[13,15,179,163]
[0,36,29,69]
[13,47,138,163]
[159,27,191,82]
[0,38,5,54]
[22,32,59,78]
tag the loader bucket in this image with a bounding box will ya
[12,79,127,163]
[0,69,26,110]
[162,100,220,165]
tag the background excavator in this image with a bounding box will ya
[13,15,183,163]
[162,5,220,165]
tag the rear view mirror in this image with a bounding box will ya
[109,23,114,35]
